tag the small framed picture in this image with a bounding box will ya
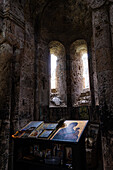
[29,130,39,137]
[21,132,31,138]
[38,130,53,138]
[21,121,43,131]
[44,123,58,130]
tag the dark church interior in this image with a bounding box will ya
[0,0,113,170]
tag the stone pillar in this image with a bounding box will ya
[92,4,113,170]
[36,37,50,121]
[66,50,72,107]
[92,6,113,121]
[0,42,13,170]
[56,53,67,105]
[19,21,35,128]
[70,45,83,106]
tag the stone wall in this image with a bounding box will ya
[18,20,35,128]
[49,106,93,122]
[0,1,35,169]
[0,42,13,170]
[49,107,76,121]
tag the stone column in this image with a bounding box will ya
[92,4,113,170]
[92,6,113,122]
[56,52,67,105]
[19,21,35,128]
[70,43,83,106]
[0,42,13,170]
[36,37,50,121]
[66,50,72,107]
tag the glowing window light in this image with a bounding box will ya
[82,53,89,89]
[51,54,57,89]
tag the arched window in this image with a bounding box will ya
[49,41,67,107]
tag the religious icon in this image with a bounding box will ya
[51,120,88,143]
[39,130,53,138]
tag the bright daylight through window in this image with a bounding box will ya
[51,54,57,90]
[82,53,89,89]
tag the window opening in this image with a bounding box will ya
[51,54,57,90]
[82,53,89,89]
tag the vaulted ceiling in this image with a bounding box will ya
[27,0,92,45]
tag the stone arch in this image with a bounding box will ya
[49,41,67,107]
[70,39,91,106]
